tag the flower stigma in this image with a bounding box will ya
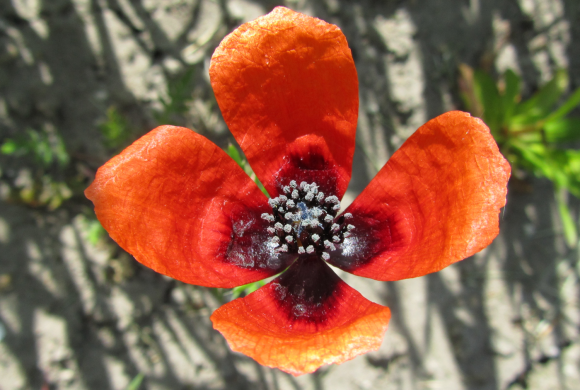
[261,181,354,260]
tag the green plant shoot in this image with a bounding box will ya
[460,66,580,247]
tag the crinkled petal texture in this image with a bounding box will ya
[85,126,294,288]
[328,111,511,280]
[211,257,390,376]
[210,6,358,199]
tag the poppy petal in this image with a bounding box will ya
[328,111,511,280]
[85,126,295,288]
[210,6,358,199]
[211,257,391,376]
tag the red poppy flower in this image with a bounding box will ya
[85,7,510,376]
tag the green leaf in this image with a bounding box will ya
[543,117,580,143]
[87,219,106,245]
[231,280,266,300]
[2,129,70,168]
[54,134,70,167]
[510,142,579,196]
[556,188,578,248]
[226,143,245,169]
[502,69,521,123]
[126,373,144,390]
[512,141,553,179]
[0,139,19,154]
[511,69,568,126]
[548,150,580,198]
[545,86,580,122]
[512,144,580,248]
[99,107,130,149]
[25,129,53,167]
[226,144,270,197]
[154,68,196,124]
[474,70,502,134]
[256,177,269,197]
[516,131,543,144]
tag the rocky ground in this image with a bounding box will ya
[1,0,580,389]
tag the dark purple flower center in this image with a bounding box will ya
[261,181,355,261]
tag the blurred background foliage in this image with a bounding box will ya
[460,65,580,247]
[1,126,72,209]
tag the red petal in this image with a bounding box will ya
[210,6,358,199]
[211,257,391,376]
[85,126,294,288]
[328,111,511,280]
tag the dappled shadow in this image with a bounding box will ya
[563,0,580,88]
[0,0,261,388]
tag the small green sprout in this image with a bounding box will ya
[226,143,268,196]
[461,66,580,247]
[99,106,131,149]
[1,128,72,209]
[154,68,196,125]
[1,128,69,168]
[125,373,144,390]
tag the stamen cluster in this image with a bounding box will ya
[261,180,354,260]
